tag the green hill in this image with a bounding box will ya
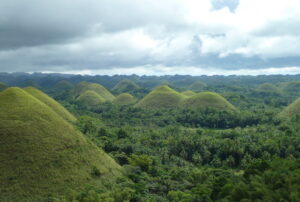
[182,90,196,97]
[0,82,7,91]
[54,80,74,91]
[282,81,300,94]
[255,83,282,96]
[189,81,207,92]
[112,79,139,93]
[182,92,236,111]
[24,87,76,122]
[135,85,185,109]
[0,87,121,201]
[74,82,115,101]
[77,90,106,109]
[114,93,136,105]
[278,98,300,118]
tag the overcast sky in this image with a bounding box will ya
[1,0,300,75]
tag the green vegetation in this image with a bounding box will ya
[279,97,300,118]
[74,81,115,101]
[0,87,121,201]
[189,81,207,92]
[76,90,106,109]
[0,82,7,91]
[54,80,74,91]
[114,93,136,105]
[183,92,236,111]
[255,83,282,96]
[181,90,196,97]
[112,79,140,93]
[24,87,76,122]
[135,85,186,109]
[282,81,300,95]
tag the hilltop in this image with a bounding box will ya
[76,90,106,109]
[135,85,185,109]
[278,98,300,118]
[74,81,115,101]
[189,81,207,92]
[0,87,121,201]
[255,83,282,96]
[182,92,236,111]
[181,90,196,97]
[24,87,76,122]
[114,93,136,105]
[112,79,139,93]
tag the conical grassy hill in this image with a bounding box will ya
[278,98,300,118]
[0,87,121,201]
[114,93,136,105]
[77,90,106,109]
[54,80,74,91]
[255,83,282,96]
[182,90,196,97]
[135,85,185,109]
[189,81,207,92]
[24,87,76,122]
[182,92,236,111]
[112,79,139,93]
[74,81,115,101]
[0,82,7,91]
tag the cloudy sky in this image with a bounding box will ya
[1,0,300,75]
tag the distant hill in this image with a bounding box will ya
[189,81,207,92]
[112,79,139,93]
[255,83,282,96]
[0,87,121,201]
[76,90,106,109]
[53,80,74,91]
[282,81,300,94]
[182,92,236,111]
[278,98,300,118]
[74,81,115,101]
[135,85,185,109]
[0,82,7,91]
[24,87,76,122]
[181,90,196,97]
[114,93,136,105]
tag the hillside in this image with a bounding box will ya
[135,85,185,109]
[112,79,139,93]
[282,81,300,94]
[24,87,76,122]
[278,98,300,118]
[74,81,115,101]
[53,80,74,91]
[182,92,236,111]
[114,93,136,105]
[0,82,7,91]
[0,87,121,201]
[189,81,207,92]
[181,90,196,97]
[255,83,282,96]
[77,90,106,109]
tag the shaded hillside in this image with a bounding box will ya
[77,90,106,109]
[112,79,139,93]
[278,98,300,118]
[0,87,121,201]
[189,81,207,92]
[182,92,236,111]
[135,85,185,109]
[181,90,196,97]
[53,80,74,91]
[0,82,7,91]
[24,87,76,122]
[254,83,282,96]
[74,81,115,101]
[114,93,136,105]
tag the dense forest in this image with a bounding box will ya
[1,73,300,201]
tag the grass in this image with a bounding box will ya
[24,87,76,122]
[0,82,7,91]
[112,79,139,93]
[74,81,115,101]
[255,83,282,95]
[114,93,136,105]
[189,81,207,92]
[0,87,121,201]
[182,92,236,111]
[76,90,106,109]
[181,90,196,97]
[54,80,74,91]
[135,85,186,109]
[278,98,300,118]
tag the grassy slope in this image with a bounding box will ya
[279,98,300,118]
[255,83,282,95]
[77,90,106,108]
[181,90,197,97]
[0,82,7,91]
[54,80,74,91]
[114,93,136,105]
[135,85,186,109]
[0,87,121,201]
[112,79,139,93]
[74,81,115,101]
[182,92,236,111]
[24,87,76,122]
